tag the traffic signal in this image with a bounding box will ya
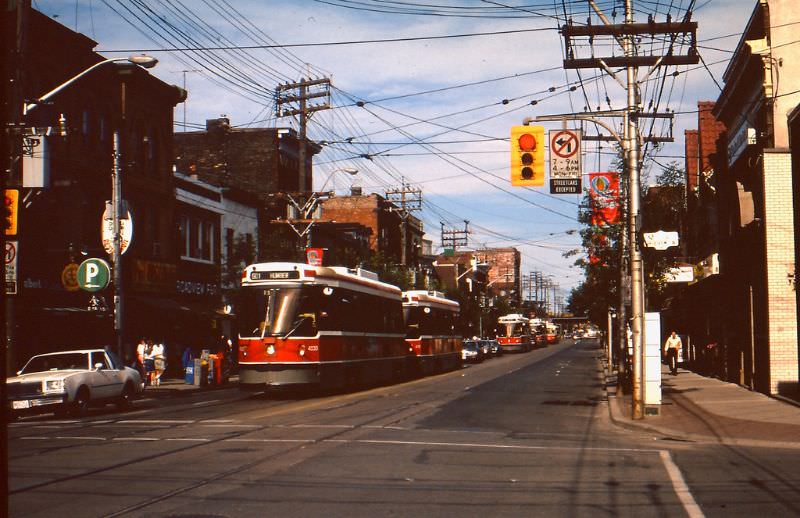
[4,189,19,236]
[510,125,545,187]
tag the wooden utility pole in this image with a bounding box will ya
[276,78,330,193]
[386,178,422,265]
[440,221,470,251]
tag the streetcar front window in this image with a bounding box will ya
[239,287,318,338]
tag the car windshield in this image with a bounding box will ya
[20,353,89,374]
[463,341,479,351]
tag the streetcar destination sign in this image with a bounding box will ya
[250,271,300,281]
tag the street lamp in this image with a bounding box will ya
[24,55,158,114]
[319,167,358,194]
[25,54,158,366]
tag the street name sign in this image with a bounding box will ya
[549,129,582,194]
[77,258,111,292]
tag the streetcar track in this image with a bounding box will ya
[11,345,576,516]
[101,390,463,517]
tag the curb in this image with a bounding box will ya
[603,366,800,449]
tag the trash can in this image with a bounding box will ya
[193,358,203,386]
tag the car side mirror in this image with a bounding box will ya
[94,362,104,370]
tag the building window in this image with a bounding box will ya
[180,214,216,263]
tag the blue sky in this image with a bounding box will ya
[32,0,757,301]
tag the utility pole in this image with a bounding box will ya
[172,69,200,132]
[440,220,469,251]
[547,0,698,419]
[276,78,331,250]
[386,178,422,266]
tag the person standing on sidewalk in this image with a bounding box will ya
[664,331,682,376]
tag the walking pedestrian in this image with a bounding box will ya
[152,341,166,386]
[664,331,682,376]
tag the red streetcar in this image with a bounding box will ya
[237,262,409,391]
[496,313,533,353]
[402,290,462,376]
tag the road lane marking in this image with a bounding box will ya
[19,436,50,440]
[659,450,705,518]
[289,424,354,429]
[117,419,195,424]
[202,419,233,423]
[112,437,161,441]
[54,436,106,441]
[192,399,220,406]
[199,424,260,429]
[165,438,211,442]
[225,438,314,443]
[322,438,662,453]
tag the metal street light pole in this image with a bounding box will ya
[25,54,157,366]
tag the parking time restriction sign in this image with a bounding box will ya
[549,129,582,194]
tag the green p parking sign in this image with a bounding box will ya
[77,258,111,292]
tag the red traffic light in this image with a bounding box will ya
[518,133,537,152]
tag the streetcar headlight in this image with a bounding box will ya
[266,344,275,355]
[298,344,306,357]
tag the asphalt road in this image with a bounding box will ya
[8,339,800,517]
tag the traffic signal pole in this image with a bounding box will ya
[533,0,699,418]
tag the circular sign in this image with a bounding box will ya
[61,263,79,292]
[5,241,16,264]
[77,258,111,292]
[550,130,579,158]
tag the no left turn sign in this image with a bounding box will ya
[551,130,580,158]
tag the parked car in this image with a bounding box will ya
[461,340,484,363]
[478,340,493,357]
[7,349,144,418]
[485,339,502,356]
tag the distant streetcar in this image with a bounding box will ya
[237,262,409,391]
[402,290,462,375]
[496,313,533,353]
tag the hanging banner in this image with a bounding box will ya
[588,172,620,226]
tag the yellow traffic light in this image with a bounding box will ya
[510,125,545,187]
[4,189,19,236]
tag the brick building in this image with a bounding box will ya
[173,119,320,259]
[702,0,799,396]
[318,191,424,265]
[12,9,185,367]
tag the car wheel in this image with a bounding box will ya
[116,382,134,411]
[70,387,90,417]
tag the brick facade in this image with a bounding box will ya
[762,150,799,394]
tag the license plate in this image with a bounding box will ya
[12,400,31,409]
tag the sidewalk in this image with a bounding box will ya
[607,364,800,448]
[142,374,239,396]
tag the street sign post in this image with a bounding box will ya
[77,258,111,292]
[548,129,582,194]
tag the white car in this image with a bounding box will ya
[7,349,143,418]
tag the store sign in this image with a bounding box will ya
[665,265,694,283]
[727,125,756,167]
[176,279,219,296]
[132,260,176,294]
[101,201,133,256]
[643,230,679,250]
